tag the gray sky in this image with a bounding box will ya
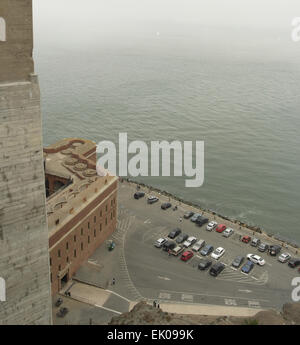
[33,0,300,49]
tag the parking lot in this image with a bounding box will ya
[73,180,299,313]
[114,181,299,311]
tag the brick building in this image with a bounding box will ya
[44,138,118,294]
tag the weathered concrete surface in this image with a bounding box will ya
[0,0,52,324]
[0,0,34,83]
[0,75,52,324]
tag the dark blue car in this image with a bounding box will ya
[241,260,254,274]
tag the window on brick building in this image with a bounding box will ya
[81,243,83,251]
[94,229,96,237]
[67,256,69,263]
[74,249,77,258]
[111,212,113,220]
[50,258,52,266]
[74,235,76,242]
[88,222,90,229]
[81,228,83,236]
[58,265,61,271]
[66,242,69,250]
[94,216,96,223]
[100,210,102,217]
[100,224,102,231]
[88,236,90,244]
[106,205,108,212]
[50,273,52,283]
[58,250,61,258]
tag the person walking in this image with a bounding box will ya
[112,278,116,285]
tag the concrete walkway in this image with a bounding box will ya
[62,281,264,318]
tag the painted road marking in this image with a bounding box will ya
[157,276,171,281]
[159,292,171,299]
[224,298,237,306]
[238,289,252,293]
[181,294,194,302]
[248,300,261,308]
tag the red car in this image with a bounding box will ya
[216,224,227,233]
[181,250,194,262]
[242,236,251,243]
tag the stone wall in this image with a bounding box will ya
[0,0,34,83]
[0,75,52,324]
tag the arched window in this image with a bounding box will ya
[0,277,5,302]
[0,17,6,42]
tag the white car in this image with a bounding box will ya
[278,253,291,263]
[206,221,218,231]
[154,238,167,248]
[223,228,234,238]
[247,254,265,266]
[183,236,197,248]
[211,247,225,260]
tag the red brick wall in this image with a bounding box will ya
[49,181,118,294]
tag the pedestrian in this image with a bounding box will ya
[157,303,160,309]
[112,278,116,285]
[153,300,157,308]
[179,217,182,222]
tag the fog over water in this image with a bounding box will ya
[34,0,300,243]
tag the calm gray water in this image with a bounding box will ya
[35,31,300,243]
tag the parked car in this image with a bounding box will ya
[176,233,188,244]
[183,236,197,248]
[206,221,218,231]
[161,202,172,210]
[288,258,300,268]
[232,255,245,269]
[200,244,214,256]
[147,196,159,204]
[223,228,234,238]
[191,213,202,222]
[211,247,225,260]
[134,191,145,199]
[268,245,282,256]
[169,245,184,256]
[247,254,265,266]
[181,250,194,262]
[242,235,251,243]
[154,238,168,248]
[192,239,206,252]
[278,253,291,263]
[196,216,209,227]
[216,224,226,233]
[168,228,181,239]
[184,211,194,219]
[251,238,261,247]
[241,260,254,274]
[209,262,225,277]
[258,243,269,252]
[162,241,176,252]
[198,259,212,271]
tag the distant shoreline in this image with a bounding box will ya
[121,177,299,254]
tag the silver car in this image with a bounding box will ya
[278,253,291,263]
[223,228,234,238]
[154,238,168,248]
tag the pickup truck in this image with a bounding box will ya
[169,245,184,256]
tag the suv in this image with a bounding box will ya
[200,244,214,256]
[191,213,202,222]
[269,245,282,256]
[198,259,212,271]
[196,216,209,227]
[251,238,261,247]
[176,233,188,244]
[161,202,172,210]
[209,262,225,277]
[162,241,176,252]
[258,243,269,252]
[278,253,291,263]
[288,258,300,268]
[192,239,206,252]
[241,260,254,274]
[242,236,251,243]
[168,228,181,239]
[134,192,145,199]
[232,256,245,268]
